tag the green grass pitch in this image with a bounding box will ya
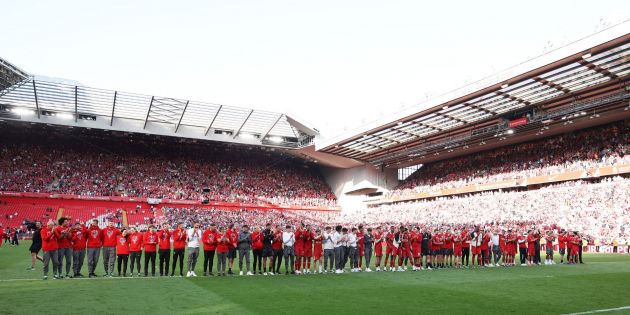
[0,245,629,314]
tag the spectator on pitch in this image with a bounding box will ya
[226,224,238,276]
[143,225,158,277]
[261,223,274,275]
[86,219,103,278]
[322,226,334,273]
[116,228,129,277]
[171,223,186,277]
[237,225,253,276]
[102,221,121,277]
[54,217,73,278]
[282,225,296,275]
[71,222,88,277]
[216,226,229,276]
[186,223,201,277]
[41,220,60,280]
[157,223,171,277]
[27,221,43,271]
[202,223,218,276]
[272,225,283,275]
[251,226,263,275]
[128,227,143,276]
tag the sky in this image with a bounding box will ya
[2,1,629,139]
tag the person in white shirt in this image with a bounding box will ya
[348,227,359,272]
[322,226,335,273]
[333,225,344,273]
[282,225,296,275]
[186,223,201,277]
[490,229,501,267]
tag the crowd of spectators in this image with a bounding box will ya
[390,121,630,198]
[155,176,630,243]
[0,128,337,207]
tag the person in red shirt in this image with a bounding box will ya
[272,225,283,274]
[517,229,528,266]
[143,225,158,276]
[558,229,567,264]
[356,225,365,271]
[453,230,462,269]
[71,222,88,277]
[373,226,384,271]
[158,223,172,277]
[461,228,471,268]
[481,229,491,267]
[54,217,73,278]
[443,230,453,268]
[86,219,103,278]
[127,227,143,276]
[171,223,187,277]
[293,223,304,274]
[202,223,218,276]
[116,229,129,277]
[384,226,397,271]
[216,226,229,276]
[313,228,323,273]
[226,224,238,275]
[302,225,314,273]
[102,221,121,277]
[41,220,60,280]
[432,228,444,268]
[410,227,422,271]
[251,226,264,275]
[397,226,412,271]
[527,230,537,266]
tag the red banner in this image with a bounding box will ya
[508,117,528,128]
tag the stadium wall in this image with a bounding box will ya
[319,164,397,212]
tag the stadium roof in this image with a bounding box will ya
[317,22,630,166]
[0,66,317,149]
[0,57,29,91]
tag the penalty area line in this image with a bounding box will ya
[563,306,630,315]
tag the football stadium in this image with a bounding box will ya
[1,3,630,315]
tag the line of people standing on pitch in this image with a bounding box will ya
[39,217,207,280]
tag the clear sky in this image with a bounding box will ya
[2,1,628,138]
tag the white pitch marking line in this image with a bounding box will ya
[563,306,630,315]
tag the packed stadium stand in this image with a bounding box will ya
[390,121,630,199]
[0,125,337,207]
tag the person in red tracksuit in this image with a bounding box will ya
[116,229,129,277]
[411,227,422,271]
[226,224,238,275]
[54,217,73,278]
[357,225,365,271]
[302,225,314,273]
[158,223,171,277]
[171,223,187,277]
[202,223,218,276]
[251,226,264,274]
[313,229,324,273]
[71,222,88,277]
[41,220,60,280]
[102,221,121,277]
[143,225,158,277]
[86,219,103,278]
[216,226,229,276]
[294,224,304,274]
[128,227,143,276]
